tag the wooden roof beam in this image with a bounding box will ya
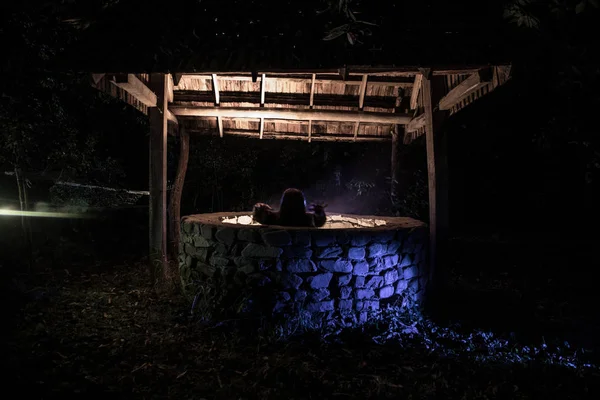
[170,106,411,125]
[111,74,157,107]
[111,73,178,127]
[410,74,423,110]
[438,68,493,110]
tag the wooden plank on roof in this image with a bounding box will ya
[438,68,493,110]
[111,74,157,107]
[170,106,412,125]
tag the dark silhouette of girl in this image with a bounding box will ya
[252,188,326,227]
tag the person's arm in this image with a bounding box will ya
[253,203,277,225]
[310,204,327,227]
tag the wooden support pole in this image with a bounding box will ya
[422,73,449,293]
[390,124,405,207]
[168,127,189,262]
[260,74,266,106]
[148,73,169,282]
[353,122,360,141]
[358,74,368,109]
[308,120,312,143]
[170,106,412,125]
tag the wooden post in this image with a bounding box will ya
[149,73,169,283]
[169,127,190,262]
[390,125,405,208]
[422,72,449,292]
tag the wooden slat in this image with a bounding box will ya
[259,117,264,139]
[358,75,368,109]
[410,74,422,110]
[217,116,223,138]
[171,106,411,125]
[438,68,493,110]
[353,122,360,141]
[309,74,316,108]
[260,74,266,106]
[112,74,158,107]
[211,74,220,105]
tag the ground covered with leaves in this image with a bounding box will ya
[2,236,600,399]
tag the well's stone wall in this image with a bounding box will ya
[179,212,429,328]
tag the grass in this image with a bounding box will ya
[1,234,600,399]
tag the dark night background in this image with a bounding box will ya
[1,0,599,398]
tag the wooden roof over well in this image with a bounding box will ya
[92,65,511,143]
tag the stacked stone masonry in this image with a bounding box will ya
[179,212,429,328]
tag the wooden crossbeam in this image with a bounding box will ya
[170,106,411,125]
[410,74,422,110]
[438,68,493,110]
[180,74,413,87]
[211,74,220,105]
[187,128,391,142]
[358,75,368,109]
[174,91,398,109]
[112,74,157,107]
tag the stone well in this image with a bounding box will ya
[179,212,429,328]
